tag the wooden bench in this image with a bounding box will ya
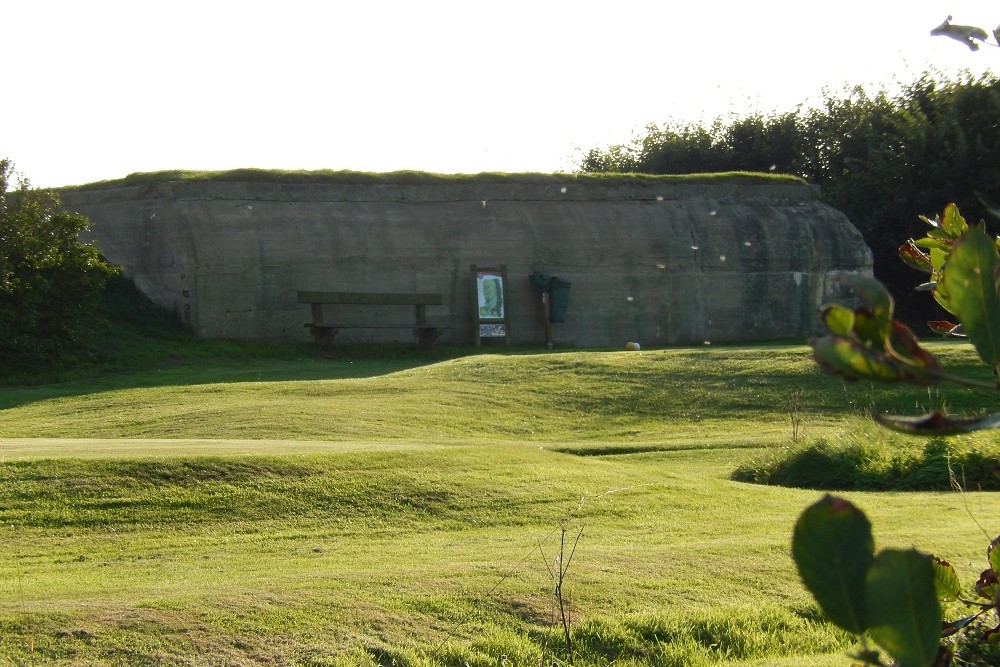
[297,290,449,350]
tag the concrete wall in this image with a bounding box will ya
[60,176,872,347]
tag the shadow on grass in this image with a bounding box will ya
[553,442,767,457]
[554,445,682,457]
[732,435,1000,491]
[1,274,479,406]
[0,339,467,412]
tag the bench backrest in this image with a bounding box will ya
[297,290,443,306]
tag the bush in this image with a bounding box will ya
[0,159,118,369]
[732,422,1000,491]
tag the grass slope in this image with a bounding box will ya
[4,343,994,443]
[1,341,998,666]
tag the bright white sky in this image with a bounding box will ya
[4,1,999,188]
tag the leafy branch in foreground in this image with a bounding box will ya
[797,204,1000,667]
[811,205,1000,434]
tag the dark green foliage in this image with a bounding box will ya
[0,159,118,370]
[580,113,804,176]
[579,72,1000,325]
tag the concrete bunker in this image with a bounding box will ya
[60,172,872,348]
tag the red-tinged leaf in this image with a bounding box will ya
[873,410,1000,435]
[940,203,969,237]
[937,226,1000,370]
[811,335,904,383]
[927,320,963,336]
[932,556,962,602]
[900,240,933,273]
[886,321,944,382]
[975,568,998,600]
[918,205,967,239]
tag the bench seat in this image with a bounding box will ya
[297,290,451,349]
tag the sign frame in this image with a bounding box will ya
[471,264,511,346]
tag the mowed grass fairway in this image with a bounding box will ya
[1,342,999,666]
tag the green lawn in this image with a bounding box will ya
[0,342,997,666]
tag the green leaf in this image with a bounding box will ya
[819,304,855,337]
[937,225,1000,371]
[931,556,961,601]
[865,549,941,667]
[813,274,943,387]
[914,237,953,251]
[940,203,969,237]
[919,205,968,240]
[792,495,873,634]
[929,246,950,279]
[838,273,894,325]
[899,240,932,273]
[810,326,942,386]
[852,309,890,349]
[988,536,1000,575]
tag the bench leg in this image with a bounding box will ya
[415,327,441,350]
[310,326,338,352]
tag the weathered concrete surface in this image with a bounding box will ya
[61,176,872,347]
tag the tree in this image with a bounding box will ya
[577,72,1000,327]
[0,158,119,367]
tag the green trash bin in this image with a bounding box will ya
[529,271,552,292]
[548,277,571,323]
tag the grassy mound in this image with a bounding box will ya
[732,418,1000,491]
[4,313,1000,665]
